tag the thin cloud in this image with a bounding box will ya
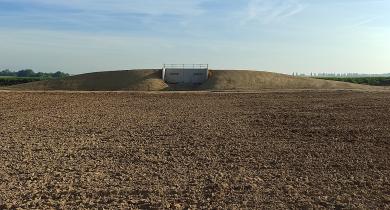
[0,0,207,16]
[0,0,213,33]
[330,0,387,6]
[243,0,305,24]
[350,16,381,28]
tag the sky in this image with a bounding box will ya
[0,0,389,74]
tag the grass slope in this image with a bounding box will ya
[8,69,374,91]
[9,69,168,91]
[200,70,373,90]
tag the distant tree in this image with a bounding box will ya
[1,69,70,78]
[16,69,35,77]
[52,71,69,78]
[0,69,16,76]
[35,72,46,78]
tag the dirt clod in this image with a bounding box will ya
[0,90,389,209]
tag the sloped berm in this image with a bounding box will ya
[8,69,374,91]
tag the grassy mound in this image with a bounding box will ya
[199,70,373,90]
[8,69,374,91]
[10,69,168,91]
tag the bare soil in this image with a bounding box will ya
[0,91,389,209]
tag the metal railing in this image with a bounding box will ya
[163,64,209,69]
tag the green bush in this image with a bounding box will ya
[0,77,43,86]
[0,69,69,78]
[315,77,390,86]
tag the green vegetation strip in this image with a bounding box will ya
[316,77,390,86]
[0,77,44,86]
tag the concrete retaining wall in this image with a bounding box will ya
[163,68,208,85]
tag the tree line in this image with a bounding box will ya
[0,69,70,78]
[317,77,390,86]
[292,72,390,78]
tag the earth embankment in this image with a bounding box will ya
[8,69,374,91]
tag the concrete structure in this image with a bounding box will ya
[162,64,209,85]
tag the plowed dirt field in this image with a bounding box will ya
[0,91,389,209]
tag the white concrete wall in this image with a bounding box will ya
[163,68,208,85]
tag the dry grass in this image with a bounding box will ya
[10,69,168,91]
[200,70,375,90]
[7,69,375,91]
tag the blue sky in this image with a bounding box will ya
[0,0,389,74]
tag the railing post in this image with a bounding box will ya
[163,64,208,69]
